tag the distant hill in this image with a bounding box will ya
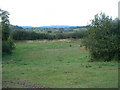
[21,25,86,28]
[10,25,23,30]
[20,26,35,28]
[39,25,76,28]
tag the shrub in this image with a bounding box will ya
[2,37,15,55]
[1,9,15,55]
[82,13,120,61]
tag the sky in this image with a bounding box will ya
[0,0,119,27]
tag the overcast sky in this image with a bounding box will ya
[0,0,119,26]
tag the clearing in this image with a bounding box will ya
[2,39,118,88]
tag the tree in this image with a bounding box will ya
[0,9,15,55]
[82,13,120,61]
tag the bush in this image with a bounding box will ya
[82,13,120,61]
[1,9,15,55]
[2,38,15,55]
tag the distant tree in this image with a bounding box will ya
[47,30,52,33]
[0,9,15,55]
[59,28,64,31]
[9,25,23,30]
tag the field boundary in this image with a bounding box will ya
[14,39,81,43]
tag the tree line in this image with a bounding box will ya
[11,30,85,40]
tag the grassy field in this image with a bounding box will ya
[2,39,118,88]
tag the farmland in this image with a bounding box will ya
[2,39,118,88]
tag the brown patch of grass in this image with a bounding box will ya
[79,46,87,50]
[15,39,72,43]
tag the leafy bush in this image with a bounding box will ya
[2,38,15,55]
[82,13,120,61]
[1,9,15,55]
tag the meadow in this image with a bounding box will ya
[2,39,118,88]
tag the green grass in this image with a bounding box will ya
[2,40,118,88]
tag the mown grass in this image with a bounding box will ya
[2,40,118,88]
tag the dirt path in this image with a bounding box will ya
[2,80,49,88]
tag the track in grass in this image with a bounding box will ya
[3,80,49,88]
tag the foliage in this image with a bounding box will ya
[9,25,23,30]
[82,13,120,61]
[11,30,86,40]
[0,9,15,55]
